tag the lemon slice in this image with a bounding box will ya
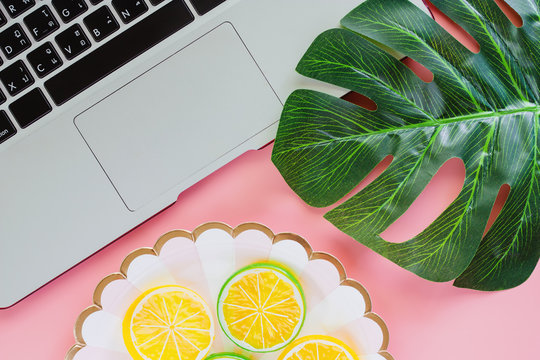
[217,263,305,352]
[277,335,359,360]
[205,352,251,360]
[122,285,215,360]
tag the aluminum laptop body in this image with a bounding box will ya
[0,0,364,308]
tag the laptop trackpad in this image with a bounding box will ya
[75,23,281,211]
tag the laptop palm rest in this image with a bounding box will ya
[75,22,281,211]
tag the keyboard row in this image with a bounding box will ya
[0,0,166,64]
[0,0,222,22]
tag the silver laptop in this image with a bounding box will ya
[0,0,430,308]
[0,0,365,307]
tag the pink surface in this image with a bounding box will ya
[0,145,538,360]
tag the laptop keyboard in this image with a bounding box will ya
[0,0,226,144]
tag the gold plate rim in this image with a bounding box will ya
[66,222,393,360]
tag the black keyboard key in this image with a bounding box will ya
[0,60,33,96]
[0,88,5,104]
[27,42,62,77]
[52,0,87,23]
[45,0,194,105]
[0,110,16,144]
[112,0,147,24]
[0,23,31,59]
[148,0,164,5]
[0,9,7,26]
[23,5,59,41]
[55,24,90,60]
[189,0,225,15]
[89,0,103,4]
[9,88,51,128]
[1,0,35,18]
[83,6,119,42]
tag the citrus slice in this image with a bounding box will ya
[122,285,215,360]
[217,263,305,352]
[277,335,359,360]
[205,352,251,360]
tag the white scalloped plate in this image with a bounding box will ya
[66,222,393,360]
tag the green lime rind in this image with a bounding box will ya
[217,262,306,353]
[205,352,251,360]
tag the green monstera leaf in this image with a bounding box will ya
[271,0,540,290]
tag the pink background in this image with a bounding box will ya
[0,145,538,359]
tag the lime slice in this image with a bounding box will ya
[277,335,359,360]
[205,352,251,360]
[122,285,215,360]
[217,263,306,352]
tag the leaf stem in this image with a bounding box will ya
[439,106,540,124]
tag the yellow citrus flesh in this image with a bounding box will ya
[277,335,360,360]
[218,264,305,352]
[123,285,214,360]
